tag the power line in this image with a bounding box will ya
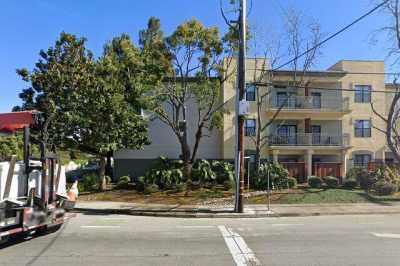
[272,0,390,71]
[248,68,400,76]
[253,82,400,94]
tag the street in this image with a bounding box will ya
[1,213,400,266]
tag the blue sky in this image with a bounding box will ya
[0,0,391,112]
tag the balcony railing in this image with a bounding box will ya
[268,133,350,147]
[267,95,349,112]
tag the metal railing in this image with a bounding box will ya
[267,95,349,112]
[268,133,350,146]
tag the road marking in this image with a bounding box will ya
[177,226,216,229]
[218,225,261,266]
[271,223,304,227]
[81,225,121,229]
[372,232,400,239]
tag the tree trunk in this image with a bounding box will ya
[99,156,107,191]
[105,150,113,180]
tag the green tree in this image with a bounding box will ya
[16,32,155,190]
[141,18,234,190]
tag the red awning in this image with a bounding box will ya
[0,111,37,132]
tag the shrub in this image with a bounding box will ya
[255,163,289,190]
[372,180,398,196]
[324,176,339,189]
[223,180,234,191]
[212,161,234,184]
[359,175,377,191]
[116,175,132,190]
[144,184,160,194]
[192,159,216,184]
[343,179,357,190]
[287,177,297,189]
[79,173,101,192]
[135,176,146,192]
[308,176,323,188]
[105,175,112,185]
[143,157,184,190]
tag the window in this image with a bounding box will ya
[277,125,297,144]
[245,84,256,101]
[245,119,256,136]
[354,154,372,168]
[355,120,371,137]
[311,92,321,109]
[355,85,371,103]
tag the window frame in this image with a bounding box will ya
[245,84,256,101]
[245,119,256,136]
[354,154,372,168]
[355,85,372,103]
[354,120,371,138]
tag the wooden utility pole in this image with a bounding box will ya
[234,0,246,213]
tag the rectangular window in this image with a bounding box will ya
[355,120,371,137]
[311,92,321,109]
[245,119,256,136]
[245,84,256,101]
[355,85,371,103]
[354,154,372,168]
[277,125,297,144]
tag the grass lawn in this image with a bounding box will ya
[78,187,400,205]
[246,188,373,204]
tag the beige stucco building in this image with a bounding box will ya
[222,58,395,181]
[115,58,395,181]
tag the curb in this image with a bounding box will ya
[72,207,400,219]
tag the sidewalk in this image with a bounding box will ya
[74,201,400,218]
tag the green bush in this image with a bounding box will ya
[0,135,21,161]
[116,175,132,190]
[323,176,339,189]
[223,180,234,191]
[287,177,297,189]
[144,184,160,194]
[212,161,234,184]
[105,176,112,184]
[308,176,323,188]
[192,159,216,184]
[79,173,101,192]
[255,163,289,190]
[143,156,184,190]
[342,179,357,190]
[372,180,398,196]
[359,175,377,191]
[135,176,146,192]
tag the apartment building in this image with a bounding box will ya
[114,58,395,182]
[222,59,394,181]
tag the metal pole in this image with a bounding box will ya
[267,164,271,212]
[234,0,246,213]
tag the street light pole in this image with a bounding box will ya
[234,0,246,213]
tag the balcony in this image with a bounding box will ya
[267,95,350,113]
[268,133,350,147]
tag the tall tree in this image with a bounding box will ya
[248,10,322,173]
[16,32,155,189]
[371,0,400,163]
[141,18,234,189]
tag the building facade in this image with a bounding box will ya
[114,59,395,181]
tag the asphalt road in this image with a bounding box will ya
[1,213,400,266]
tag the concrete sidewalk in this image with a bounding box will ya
[74,201,400,218]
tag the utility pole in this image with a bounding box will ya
[234,0,246,213]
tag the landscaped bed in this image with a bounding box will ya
[78,187,400,206]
